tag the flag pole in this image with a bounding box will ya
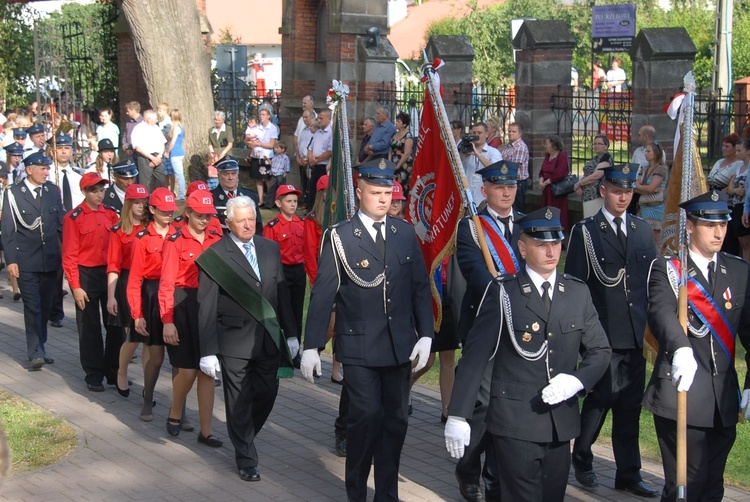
[421,60,498,276]
[334,83,356,217]
[675,70,697,502]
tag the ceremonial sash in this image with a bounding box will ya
[478,215,520,274]
[195,247,294,379]
[668,259,736,363]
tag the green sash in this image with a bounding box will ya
[195,246,294,379]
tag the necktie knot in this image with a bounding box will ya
[498,215,512,241]
[34,187,41,197]
[613,216,627,251]
[243,241,261,280]
[541,281,552,313]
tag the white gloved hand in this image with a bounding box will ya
[740,389,750,420]
[672,347,698,392]
[287,337,300,359]
[409,337,432,372]
[444,416,471,459]
[541,373,584,405]
[199,355,221,379]
[300,348,321,384]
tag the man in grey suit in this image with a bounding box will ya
[197,196,299,482]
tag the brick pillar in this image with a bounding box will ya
[426,35,474,123]
[630,28,697,161]
[512,20,575,182]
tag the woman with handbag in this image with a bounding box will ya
[635,142,668,246]
[574,134,612,217]
[538,134,570,229]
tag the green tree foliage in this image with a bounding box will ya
[0,1,38,109]
[426,0,740,90]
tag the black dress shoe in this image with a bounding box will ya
[87,382,105,392]
[335,434,346,457]
[485,488,501,502]
[49,319,63,328]
[197,433,223,447]
[43,355,54,364]
[238,466,261,482]
[575,469,599,488]
[455,472,485,502]
[331,375,344,385]
[614,480,659,498]
[13,292,21,302]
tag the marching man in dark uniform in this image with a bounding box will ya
[103,159,139,214]
[211,157,262,233]
[565,164,659,497]
[644,190,750,501]
[1,152,64,370]
[445,207,611,502]
[454,160,522,502]
[300,159,433,502]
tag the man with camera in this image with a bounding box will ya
[460,123,502,206]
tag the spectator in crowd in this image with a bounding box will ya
[294,97,316,198]
[87,138,117,180]
[592,61,606,91]
[460,122,502,206]
[306,109,332,209]
[707,134,742,192]
[389,112,414,188]
[635,143,668,246]
[266,140,290,205]
[364,106,396,160]
[357,117,375,164]
[156,103,174,196]
[722,135,747,256]
[122,101,143,159]
[575,134,613,218]
[606,59,627,92]
[247,106,279,207]
[450,120,464,150]
[485,116,503,149]
[96,107,120,158]
[500,123,530,212]
[538,134,570,230]
[165,109,186,200]
[131,110,167,192]
[629,125,657,215]
[208,111,233,164]
[408,98,420,140]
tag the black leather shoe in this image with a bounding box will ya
[87,382,105,392]
[455,472,485,502]
[614,480,659,498]
[49,319,63,328]
[13,293,21,302]
[43,355,54,364]
[197,433,223,447]
[335,434,346,457]
[238,466,261,482]
[485,488,501,502]
[575,469,599,488]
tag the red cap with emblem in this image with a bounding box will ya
[187,190,217,214]
[149,187,178,211]
[275,184,302,199]
[79,172,109,190]
[186,180,209,197]
[125,184,149,200]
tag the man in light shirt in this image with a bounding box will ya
[131,109,167,191]
[461,122,502,206]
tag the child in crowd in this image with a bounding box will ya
[244,116,263,158]
[263,184,305,365]
[388,182,406,218]
[265,140,290,207]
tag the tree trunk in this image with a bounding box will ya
[118,0,213,181]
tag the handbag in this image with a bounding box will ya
[551,159,578,197]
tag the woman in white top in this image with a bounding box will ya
[96,107,120,158]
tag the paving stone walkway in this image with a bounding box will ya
[0,284,748,501]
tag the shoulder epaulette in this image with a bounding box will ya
[208,229,220,236]
[331,220,346,229]
[493,273,516,283]
[306,212,316,220]
[112,222,122,232]
[720,251,744,263]
[136,229,149,238]
[70,207,83,219]
[629,213,647,224]
[169,230,181,242]
[173,215,184,223]
[103,204,121,214]
[268,217,279,227]
[562,273,586,284]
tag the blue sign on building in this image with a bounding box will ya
[592,4,636,53]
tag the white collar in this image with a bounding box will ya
[525,265,557,300]
[688,249,716,284]
[212,123,226,134]
[357,211,386,242]
[601,206,627,235]
[229,232,254,251]
[24,178,42,194]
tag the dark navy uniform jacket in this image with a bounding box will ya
[211,185,263,233]
[103,184,123,213]
[1,181,64,273]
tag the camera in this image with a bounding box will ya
[458,134,479,154]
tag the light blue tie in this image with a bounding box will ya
[243,241,261,280]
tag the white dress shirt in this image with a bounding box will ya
[525,266,557,302]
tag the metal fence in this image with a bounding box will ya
[212,77,282,145]
[694,88,750,168]
[551,86,633,173]
[376,81,516,140]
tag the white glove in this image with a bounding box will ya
[541,373,584,405]
[409,337,432,372]
[300,348,321,384]
[444,416,471,459]
[287,337,300,359]
[199,355,221,379]
[672,347,698,392]
[740,389,750,421]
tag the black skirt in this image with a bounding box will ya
[249,157,271,181]
[731,204,750,238]
[431,292,460,353]
[140,278,164,346]
[111,269,137,337]
[166,287,200,369]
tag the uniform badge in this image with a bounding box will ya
[522,284,532,294]
[630,220,636,230]
[599,221,608,231]
[218,194,225,201]
[189,253,194,257]
[378,158,387,171]
[354,227,362,237]
[282,234,287,238]
[558,282,564,292]
[109,192,115,199]
[544,208,553,220]
[522,332,532,342]
[359,259,370,268]
[500,165,508,175]
[724,288,732,310]
[711,191,719,201]
[622,165,630,175]
[390,225,397,234]
[43,185,49,192]
[531,322,540,332]
[20,186,26,193]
